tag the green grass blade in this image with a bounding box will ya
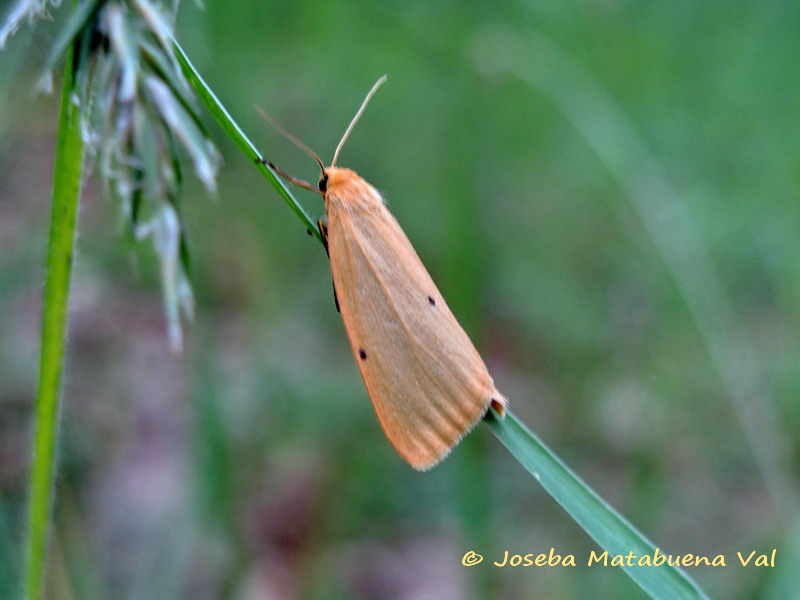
[172,40,323,245]
[485,410,711,600]
[24,43,85,600]
[41,0,103,77]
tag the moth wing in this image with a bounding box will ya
[329,203,503,470]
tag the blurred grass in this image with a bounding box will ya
[1,1,799,599]
[471,27,796,518]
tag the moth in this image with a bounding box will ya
[262,77,506,470]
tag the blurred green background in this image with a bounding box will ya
[1,0,799,598]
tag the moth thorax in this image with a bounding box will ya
[325,167,384,212]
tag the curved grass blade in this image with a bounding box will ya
[172,40,324,245]
[485,409,711,600]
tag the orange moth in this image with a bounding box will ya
[264,76,507,470]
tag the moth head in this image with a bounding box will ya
[321,167,362,192]
[258,76,386,197]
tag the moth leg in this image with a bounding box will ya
[257,157,322,194]
[332,281,340,313]
[318,220,340,312]
[318,219,330,257]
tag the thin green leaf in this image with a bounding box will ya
[135,202,192,349]
[40,0,103,81]
[25,40,85,600]
[485,410,711,600]
[140,36,208,136]
[70,8,96,103]
[104,2,139,102]
[143,75,217,191]
[172,39,324,245]
[131,102,162,202]
[130,0,173,52]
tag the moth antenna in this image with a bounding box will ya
[255,105,325,173]
[331,75,387,167]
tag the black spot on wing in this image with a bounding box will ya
[428,296,436,306]
[359,349,367,360]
